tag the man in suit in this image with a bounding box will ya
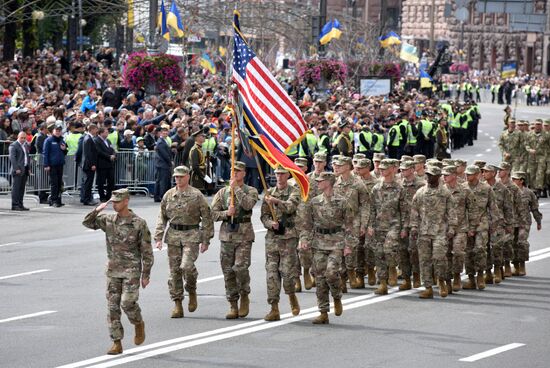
[154,127,172,202]
[81,124,99,205]
[94,127,117,202]
[9,131,30,211]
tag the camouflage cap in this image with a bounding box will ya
[499,162,512,171]
[534,119,543,125]
[373,153,385,162]
[353,153,366,161]
[315,171,336,184]
[355,158,372,169]
[234,161,246,171]
[481,164,500,172]
[172,165,190,176]
[111,188,129,202]
[511,171,526,180]
[442,165,457,175]
[413,154,427,163]
[400,155,414,162]
[274,165,290,174]
[333,156,353,167]
[465,165,481,175]
[454,158,467,167]
[442,158,454,166]
[426,159,444,169]
[294,157,308,167]
[313,152,327,162]
[473,160,486,168]
[331,154,342,163]
[399,160,415,170]
[426,166,442,176]
[379,159,393,170]
[544,120,550,126]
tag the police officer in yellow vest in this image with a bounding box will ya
[386,116,401,159]
[298,131,317,171]
[371,124,385,154]
[104,120,119,151]
[66,122,84,155]
[357,123,373,160]
[418,111,436,159]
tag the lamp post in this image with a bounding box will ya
[148,0,159,55]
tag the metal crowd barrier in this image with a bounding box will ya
[115,149,156,195]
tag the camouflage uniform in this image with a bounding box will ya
[358,174,379,274]
[82,200,154,342]
[154,185,214,302]
[299,187,355,313]
[516,122,530,172]
[498,128,522,170]
[260,184,301,304]
[500,172,522,265]
[525,126,549,189]
[410,183,457,288]
[514,184,542,262]
[211,183,259,303]
[399,172,425,279]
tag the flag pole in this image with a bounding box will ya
[253,146,277,222]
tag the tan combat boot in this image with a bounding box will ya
[452,273,462,291]
[349,270,360,289]
[295,278,302,293]
[107,340,123,355]
[289,294,300,316]
[477,271,486,290]
[512,262,520,276]
[504,262,512,277]
[398,277,412,291]
[438,279,448,298]
[225,301,239,319]
[419,287,433,299]
[367,266,376,286]
[312,311,329,324]
[171,299,184,318]
[188,291,198,313]
[485,269,494,284]
[264,303,280,321]
[303,268,314,290]
[333,298,343,316]
[355,272,365,289]
[462,275,476,290]
[134,321,145,345]
[238,294,250,318]
[374,279,388,295]
[519,262,526,276]
[412,272,421,288]
[388,266,398,287]
[493,268,502,284]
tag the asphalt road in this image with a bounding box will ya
[1,103,549,368]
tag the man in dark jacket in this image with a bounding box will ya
[154,127,172,202]
[43,123,68,207]
[80,124,99,205]
[94,127,116,202]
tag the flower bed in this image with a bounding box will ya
[122,52,184,93]
[296,59,348,84]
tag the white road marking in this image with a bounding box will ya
[485,148,492,152]
[527,251,550,263]
[0,269,51,281]
[476,153,484,157]
[0,310,57,324]
[0,242,21,248]
[527,246,550,257]
[197,275,224,283]
[459,343,525,362]
[490,136,495,140]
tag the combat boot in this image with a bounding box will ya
[295,278,302,293]
[171,299,184,318]
[504,262,512,277]
[463,275,477,290]
[107,340,123,355]
[349,270,360,289]
[398,277,412,291]
[303,268,314,290]
[419,287,433,299]
[225,301,239,319]
[519,262,526,276]
[374,279,388,295]
[264,303,280,321]
[493,268,502,284]
[412,272,421,288]
[355,271,365,289]
[512,262,521,276]
[452,273,462,291]
[438,279,448,298]
[134,321,145,345]
[484,269,494,284]
[340,276,348,293]
[312,311,329,324]
[388,266,398,287]
[477,271,486,290]
[238,294,250,318]
[289,294,300,316]
[333,298,343,316]
[188,291,198,312]
[367,266,376,286]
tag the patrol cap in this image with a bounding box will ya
[333,156,353,167]
[331,154,342,163]
[294,157,308,168]
[379,159,393,170]
[315,171,336,184]
[426,166,442,176]
[173,165,190,176]
[442,165,457,176]
[511,171,526,180]
[544,120,550,126]
[534,119,543,125]
[413,154,426,164]
[426,159,444,169]
[499,162,512,171]
[399,161,415,170]
[274,165,289,174]
[481,164,500,172]
[400,155,413,162]
[353,153,366,161]
[355,158,371,169]
[473,160,486,168]
[234,161,246,171]
[313,152,327,162]
[111,188,129,202]
[373,153,385,162]
[442,158,454,166]
[465,165,481,175]
[454,158,467,167]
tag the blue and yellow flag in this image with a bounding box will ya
[167,1,184,38]
[219,46,227,57]
[379,31,401,48]
[400,42,419,64]
[200,53,216,74]
[319,19,342,45]
[420,69,433,89]
[158,0,169,41]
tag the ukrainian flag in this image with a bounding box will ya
[319,19,342,45]
[400,42,419,64]
[209,123,218,134]
[167,1,184,38]
[200,53,216,74]
[378,31,401,48]
[420,69,433,89]
[158,0,169,41]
